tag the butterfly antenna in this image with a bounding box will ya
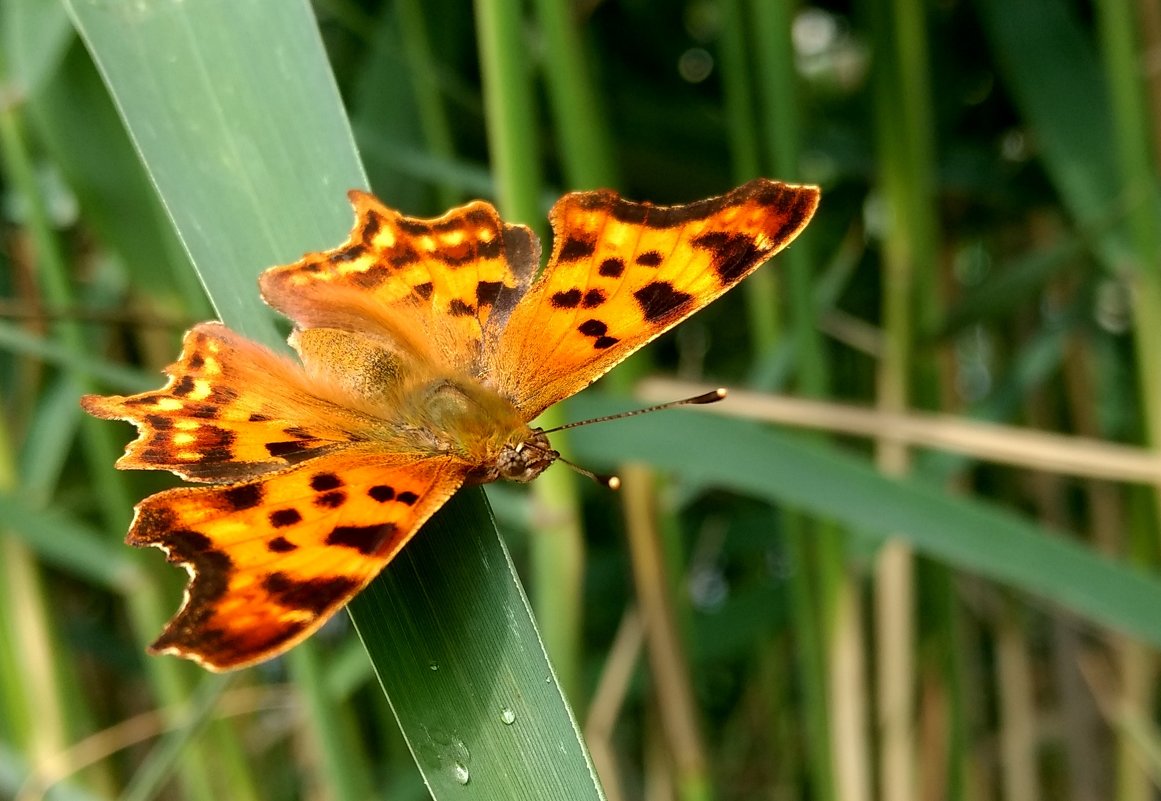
[525,441,621,490]
[559,454,621,490]
[540,388,728,435]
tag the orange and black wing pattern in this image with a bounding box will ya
[488,179,819,418]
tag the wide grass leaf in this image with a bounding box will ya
[567,396,1161,647]
[64,0,605,797]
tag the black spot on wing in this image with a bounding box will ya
[267,536,298,553]
[691,232,766,283]
[770,189,817,243]
[194,426,237,463]
[172,376,197,397]
[333,244,366,262]
[389,245,420,268]
[368,485,395,502]
[349,265,390,288]
[310,473,343,491]
[413,282,434,300]
[476,280,504,306]
[325,522,398,555]
[207,386,238,406]
[598,258,624,277]
[269,508,302,528]
[578,319,608,337]
[221,484,263,511]
[551,289,582,309]
[396,491,419,506]
[449,299,476,317]
[576,319,621,350]
[262,573,360,615]
[171,529,213,555]
[396,218,431,236]
[476,235,503,260]
[157,528,233,605]
[582,289,606,308]
[633,281,694,322]
[314,491,346,509]
[635,251,663,267]
[558,236,596,262]
[361,211,383,241]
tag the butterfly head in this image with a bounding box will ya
[492,428,558,483]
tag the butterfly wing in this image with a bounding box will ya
[81,322,389,482]
[130,449,465,671]
[487,179,820,418]
[259,191,539,376]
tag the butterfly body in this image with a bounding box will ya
[84,179,819,670]
[390,373,558,484]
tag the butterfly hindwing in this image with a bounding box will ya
[489,179,820,417]
[81,323,383,482]
[130,450,465,671]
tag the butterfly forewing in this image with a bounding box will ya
[260,191,539,376]
[488,179,820,418]
[132,450,465,671]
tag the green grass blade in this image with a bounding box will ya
[67,0,363,345]
[567,397,1161,648]
[65,0,605,797]
[1,0,72,97]
[117,674,235,801]
[349,489,603,796]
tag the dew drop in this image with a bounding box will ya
[500,707,516,725]
[428,662,439,671]
[449,762,470,785]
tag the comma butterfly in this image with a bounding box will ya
[82,179,819,670]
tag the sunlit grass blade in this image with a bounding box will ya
[65,0,606,797]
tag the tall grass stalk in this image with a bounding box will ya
[531,0,616,190]
[748,6,856,801]
[869,0,944,795]
[719,0,779,353]
[1096,4,1161,800]
[622,464,712,801]
[395,0,459,210]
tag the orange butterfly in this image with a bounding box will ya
[83,179,819,671]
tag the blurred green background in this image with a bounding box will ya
[3,0,1161,799]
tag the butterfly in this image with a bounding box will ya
[82,178,819,671]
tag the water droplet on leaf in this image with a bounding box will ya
[449,762,470,785]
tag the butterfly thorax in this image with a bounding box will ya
[292,327,557,484]
[402,375,558,485]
